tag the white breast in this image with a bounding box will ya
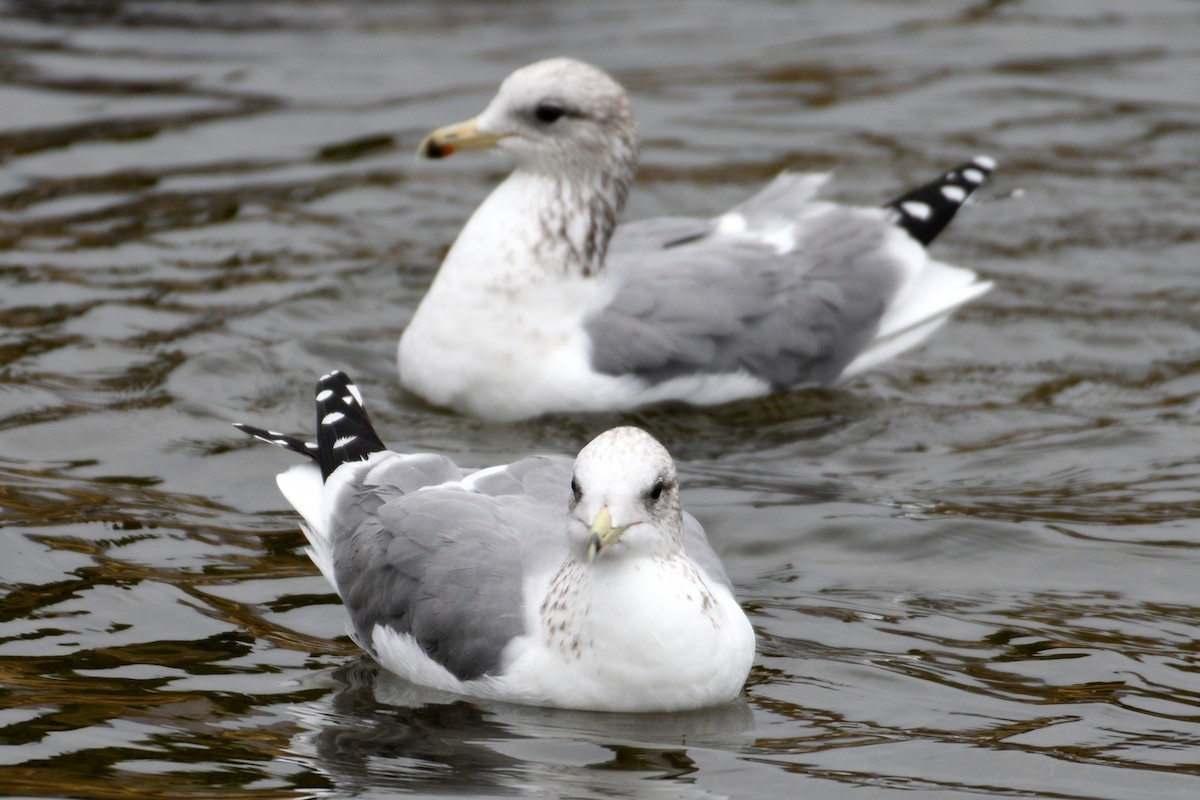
[493,555,756,712]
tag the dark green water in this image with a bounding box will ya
[2,1,1200,797]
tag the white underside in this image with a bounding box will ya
[400,296,772,420]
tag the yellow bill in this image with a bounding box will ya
[418,117,505,159]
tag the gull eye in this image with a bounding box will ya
[648,478,665,502]
[570,476,582,503]
[534,101,567,123]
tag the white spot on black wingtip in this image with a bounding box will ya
[900,200,932,221]
[345,382,363,406]
[716,212,747,235]
[972,155,996,171]
[940,185,967,202]
[332,435,359,449]
[341,393,358,407]
[762,225,796,254]
[962,168,985,185]
[322,411,346,425]
[316,388,334,402]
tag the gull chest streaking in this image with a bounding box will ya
[399,57,996,420]
[236,371,755,712]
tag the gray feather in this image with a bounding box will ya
[725,171,830,227]
[329,455,567,682]
[588,206,903,388]
[681,515,732,590]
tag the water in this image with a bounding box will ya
[2,1,1200,797]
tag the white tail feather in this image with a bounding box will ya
[276,463,340,593]
[843,257,992,378]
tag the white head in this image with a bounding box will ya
[420,57,639,179]
[566,426,683,565]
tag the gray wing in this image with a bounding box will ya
[681,513,733,592]
[328,454,572,682]
[589,194,904,389]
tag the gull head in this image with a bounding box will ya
[419,57,639,178]
[566,426,683,565]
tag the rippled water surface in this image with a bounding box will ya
[3,1,1200,797]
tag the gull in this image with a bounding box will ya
[400,57,995,420]
[235,371,755,712]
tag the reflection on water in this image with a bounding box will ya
[292,661,754,798]
[3,0,1200,798]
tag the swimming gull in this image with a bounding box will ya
[235,370,755,712]
[401,57,996,420]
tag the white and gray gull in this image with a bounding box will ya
[235,371,755,711]
[400,57,996,420]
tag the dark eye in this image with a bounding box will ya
[648,479,665,502]
[534,101,566,123]
[570,476,582,503]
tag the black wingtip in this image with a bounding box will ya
[884,155,996,247]
[313,370,388,481]
[233,422,318,460]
